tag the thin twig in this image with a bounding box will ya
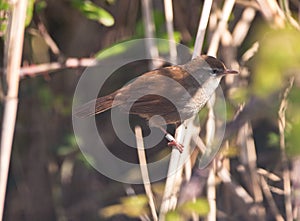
[192,0,213,58]
[259,175,285,221]
[163,0,177,63]
[206,93,217,221]
[0,0,28,220]
[235,0,260,10]
[279,0,300,30]
[257,168,281,182]
[232,7,256,47]
[34,15,61,56]
[237,122,265,220]
[207,168,216,221]
[135,126,158,221]
[141,0,159,69]
[218,166,254,204]
[159,124,184,220]
[18,57,96,78]
[256,0,285,27]
[205,2,236,218]
[291,157,300,219]
[207,0,236,56]
[278,77,294,221]
[241,41,259,63]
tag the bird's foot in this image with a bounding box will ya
[168,140,184,153]
[165,133,184,153]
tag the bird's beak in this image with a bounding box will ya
[224,69,239,74]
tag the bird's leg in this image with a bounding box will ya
[157,126,184,153]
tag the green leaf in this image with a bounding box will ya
[95,41,131,60]
[179,198,210,216]
[71,0,114,27]
[286,119,300,156]
[165,211,183,221]
[100,195,149,218]
[25,0,35,27]
[253,27,300,97]
[38,86,53,110]
[100,204,124,218]
[0,1,9,35]
[285,87,300,156]
[120,194,148,208]
[106,0,116,5]
[267,132,279,147]
[35,0,47,13]
[0,1,9,10]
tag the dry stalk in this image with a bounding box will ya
[19,58,96,78]
[135,126,158,221]
[255,0,285,27]
[192,0,213,58]
[237,122,265,220]
[232,7,256,47]
[218,166,254,204]
[0,0,28,220]
[207,0,236,56]
[206,93,217,221]
[278,77,294,221]
[159,0,213,219]
[141,0,159,69]
[163,0,177,63]
[259,175,285,221]
[35,16,61,56]
[205,1,236,219]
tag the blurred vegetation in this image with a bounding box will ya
[1,0,300,220]
[71,0,114,27]
[253,27,300,97]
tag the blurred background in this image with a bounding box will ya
[1,0,300,220]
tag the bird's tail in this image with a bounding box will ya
[74,92,120,118]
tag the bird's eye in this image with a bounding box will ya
[211,68,219,75]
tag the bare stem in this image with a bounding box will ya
[278,77,294,221]
[135,126,158,221]
[207,0,236,57]
[0,0,28,220]
[141,0,159,69]
[192,0,213,58]
[164,0,177,63]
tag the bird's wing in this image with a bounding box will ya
[115,66,193,118]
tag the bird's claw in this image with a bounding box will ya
[168,140,184,153]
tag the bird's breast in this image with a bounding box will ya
[178,77,221,119]
[176,88,208,121]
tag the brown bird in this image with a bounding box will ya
[75,55,238,152]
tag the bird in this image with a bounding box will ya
[75,55,238,152]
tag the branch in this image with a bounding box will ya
[34,14,61,57]
[18,57,96,78]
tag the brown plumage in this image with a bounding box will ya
[75,55,237,126]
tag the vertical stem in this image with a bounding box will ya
[163,0,177,63]
[141,0,159,69]
[207,169,216,221]
[207,0,236,56]
[206,93,216,221]
[192,0,213,59]
[135,126,158,221]
[0,0,28,220]
[278,77,294,221]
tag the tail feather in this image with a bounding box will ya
[74,92,119,118]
